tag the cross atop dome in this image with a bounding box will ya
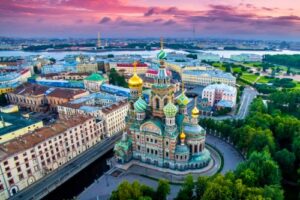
[157,37,167,61]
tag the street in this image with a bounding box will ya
[234,87,258,120]
[9,133,122,200]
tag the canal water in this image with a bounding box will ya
[43,150,113,200]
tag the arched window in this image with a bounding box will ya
[164,98,168,106]
[155,98,160,109]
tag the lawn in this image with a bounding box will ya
[232,67,242,73]
[256,76,274,84]
[292,81,300,90]
[240,73,259,83]
[212,62,226,71]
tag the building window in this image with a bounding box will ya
[27,169,32,175]
[18,174,24,180]
[8,179,14,186]
[3,161,8,166]
[166,152,169,157]
[14,156,18,161]
[7,172,11,178]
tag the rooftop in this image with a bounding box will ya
[203,83,237,94]
[84,73,106,82]
[183,69,236,80]
[0,112,42,136]
[0,116,92,160]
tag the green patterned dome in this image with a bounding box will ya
[163,102,178,118]
[157,49,167,60]
[134,97,147,112]
[176,93,189,106]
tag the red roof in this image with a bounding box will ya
[116,63,148,67]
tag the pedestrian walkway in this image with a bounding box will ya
[78,134,244,200]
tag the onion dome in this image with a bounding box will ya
[128,73,143,88]
[134,97,147,112]
[191,106,200,118]
[157,49,167,60]
[183,124,205,137]
[163,102,178,118]
[175,144,189,155]
[176,93,189,106]
[180,131,186,140]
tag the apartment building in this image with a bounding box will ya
[6,83,88,112]
[0,116,104,199]
[57,92,128,136]
[202,84,237,108]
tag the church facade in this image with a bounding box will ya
[114,48,211,171]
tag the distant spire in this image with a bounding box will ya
[97,32,101,48]
[160,37,164,50]
[181,82,185,94]
[133,61,138,74]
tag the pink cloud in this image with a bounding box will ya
[0,0,299,40]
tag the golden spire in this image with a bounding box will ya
[181,82,185,94]
[133,61,137,74]
[160,37,164,50]
[191,96,200,118]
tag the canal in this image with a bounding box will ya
[43,150,113,200]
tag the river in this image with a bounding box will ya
[43,150,113,200]
[1,49,300,60]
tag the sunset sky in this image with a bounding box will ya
[1,0,300,40]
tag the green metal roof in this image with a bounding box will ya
[84,73,105,81]
[175,144,189,154]
[0,112,42,136]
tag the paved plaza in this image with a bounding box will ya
[78,134,244,200]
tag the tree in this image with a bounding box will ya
[202,174,233,200]
[263,185,284,200]
[225,65,231,73]
[274,149,295,175]
[195,176,208,199]
[155,179,170,200]
[292,136,300,162]
[109,68,128,88]
[235,150,281,187]
[175,175,194,200]
[110,180,134,200]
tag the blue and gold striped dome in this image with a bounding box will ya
[134,97,147,112]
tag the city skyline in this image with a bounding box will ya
[0,0,300,40]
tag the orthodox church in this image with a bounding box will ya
[114,46,211,171]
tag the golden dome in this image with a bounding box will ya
[180,131,186,140]
[128,73,143,88]
[191,106,200,117]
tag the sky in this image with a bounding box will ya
[0,0,300,40]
